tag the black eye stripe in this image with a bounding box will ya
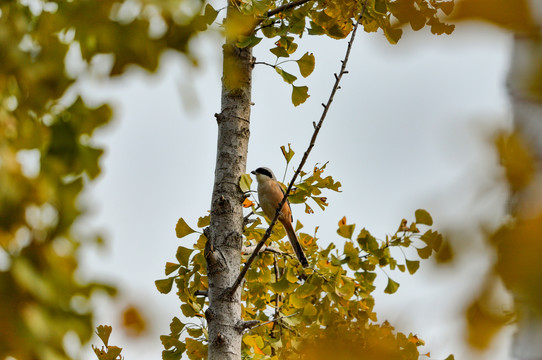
[256,168,273,178]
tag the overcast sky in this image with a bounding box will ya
[77,21,514,360]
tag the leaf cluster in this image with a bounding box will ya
[158,160,445,359]
[228,0,455,105]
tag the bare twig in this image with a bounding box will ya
[228,0,369,297]
[242,245,293,257]
[194,290,208,297]
[266,0,313,17]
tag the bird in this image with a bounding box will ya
[251,167,309,268]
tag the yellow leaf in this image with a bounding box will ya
[175,217,196,238]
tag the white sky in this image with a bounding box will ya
[76,20,515,360]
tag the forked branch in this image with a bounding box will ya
[228,0,369,297]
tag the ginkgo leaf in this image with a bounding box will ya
[197,214,210,228]
[417,245,432,259]
[292,85,309,106]
[296,52,315,78]
[165,262,180,275]
[239,173,253,193]
[337,218,355,239]
[155,277,174,294]
[176,246,194,267]
[270,46,289,58]
[415,209,433,225]
[95,325,112,346]
[276,67,297,84]
[384,277,400,294]
[187,327,203,338]
[107,346,123,359]
[374,0,387,14]
[280,143,295,163]
[169,317,185,335]
[202,4,218,25]
[237,34,262,48]
[406,259,420,275]
[176,218,196,238]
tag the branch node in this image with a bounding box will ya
[321,103,326,108]
[235,320,260,333]
[214,113,225,123]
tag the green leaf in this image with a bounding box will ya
[162,347,185,360]
[405,259,420,275]
[170,317,185,335]
[270,46,289,58]
[337,223,356,240]
[175,218,196,238]
[239,173,253,193]
[280,143,295,163]
[275,67,297,84]
[384,277,400,294]
[95,325,112,346]
[165,262,180,275]
[292,85,309,106]
[268,274,299,293]
[296,52,315,78]
[181,303,196,317]
[202,4,218,25]
[444,355,455,360]
[187,327,203,338]
[155,277,174,294]
[237,34,262,48]
[415,209,433,225]
[417,245,432,259]
[176,246,195,267]
[374,0,387,14]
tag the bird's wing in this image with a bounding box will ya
[276,181,293,222]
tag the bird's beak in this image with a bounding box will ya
[250,170,256,175]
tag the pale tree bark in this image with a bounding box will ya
[205,4,253,360]
[507,1,542,358]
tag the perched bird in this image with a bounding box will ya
[251,167,309,268]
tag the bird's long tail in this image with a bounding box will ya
[283,221,309,268]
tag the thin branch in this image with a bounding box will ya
[253,61,276,69]
[245,312,299,332]
[266,0,313,17]
[228,1,369,297]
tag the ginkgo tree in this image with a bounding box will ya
[152,0,455,359]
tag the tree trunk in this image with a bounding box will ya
[205,4,253,360]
